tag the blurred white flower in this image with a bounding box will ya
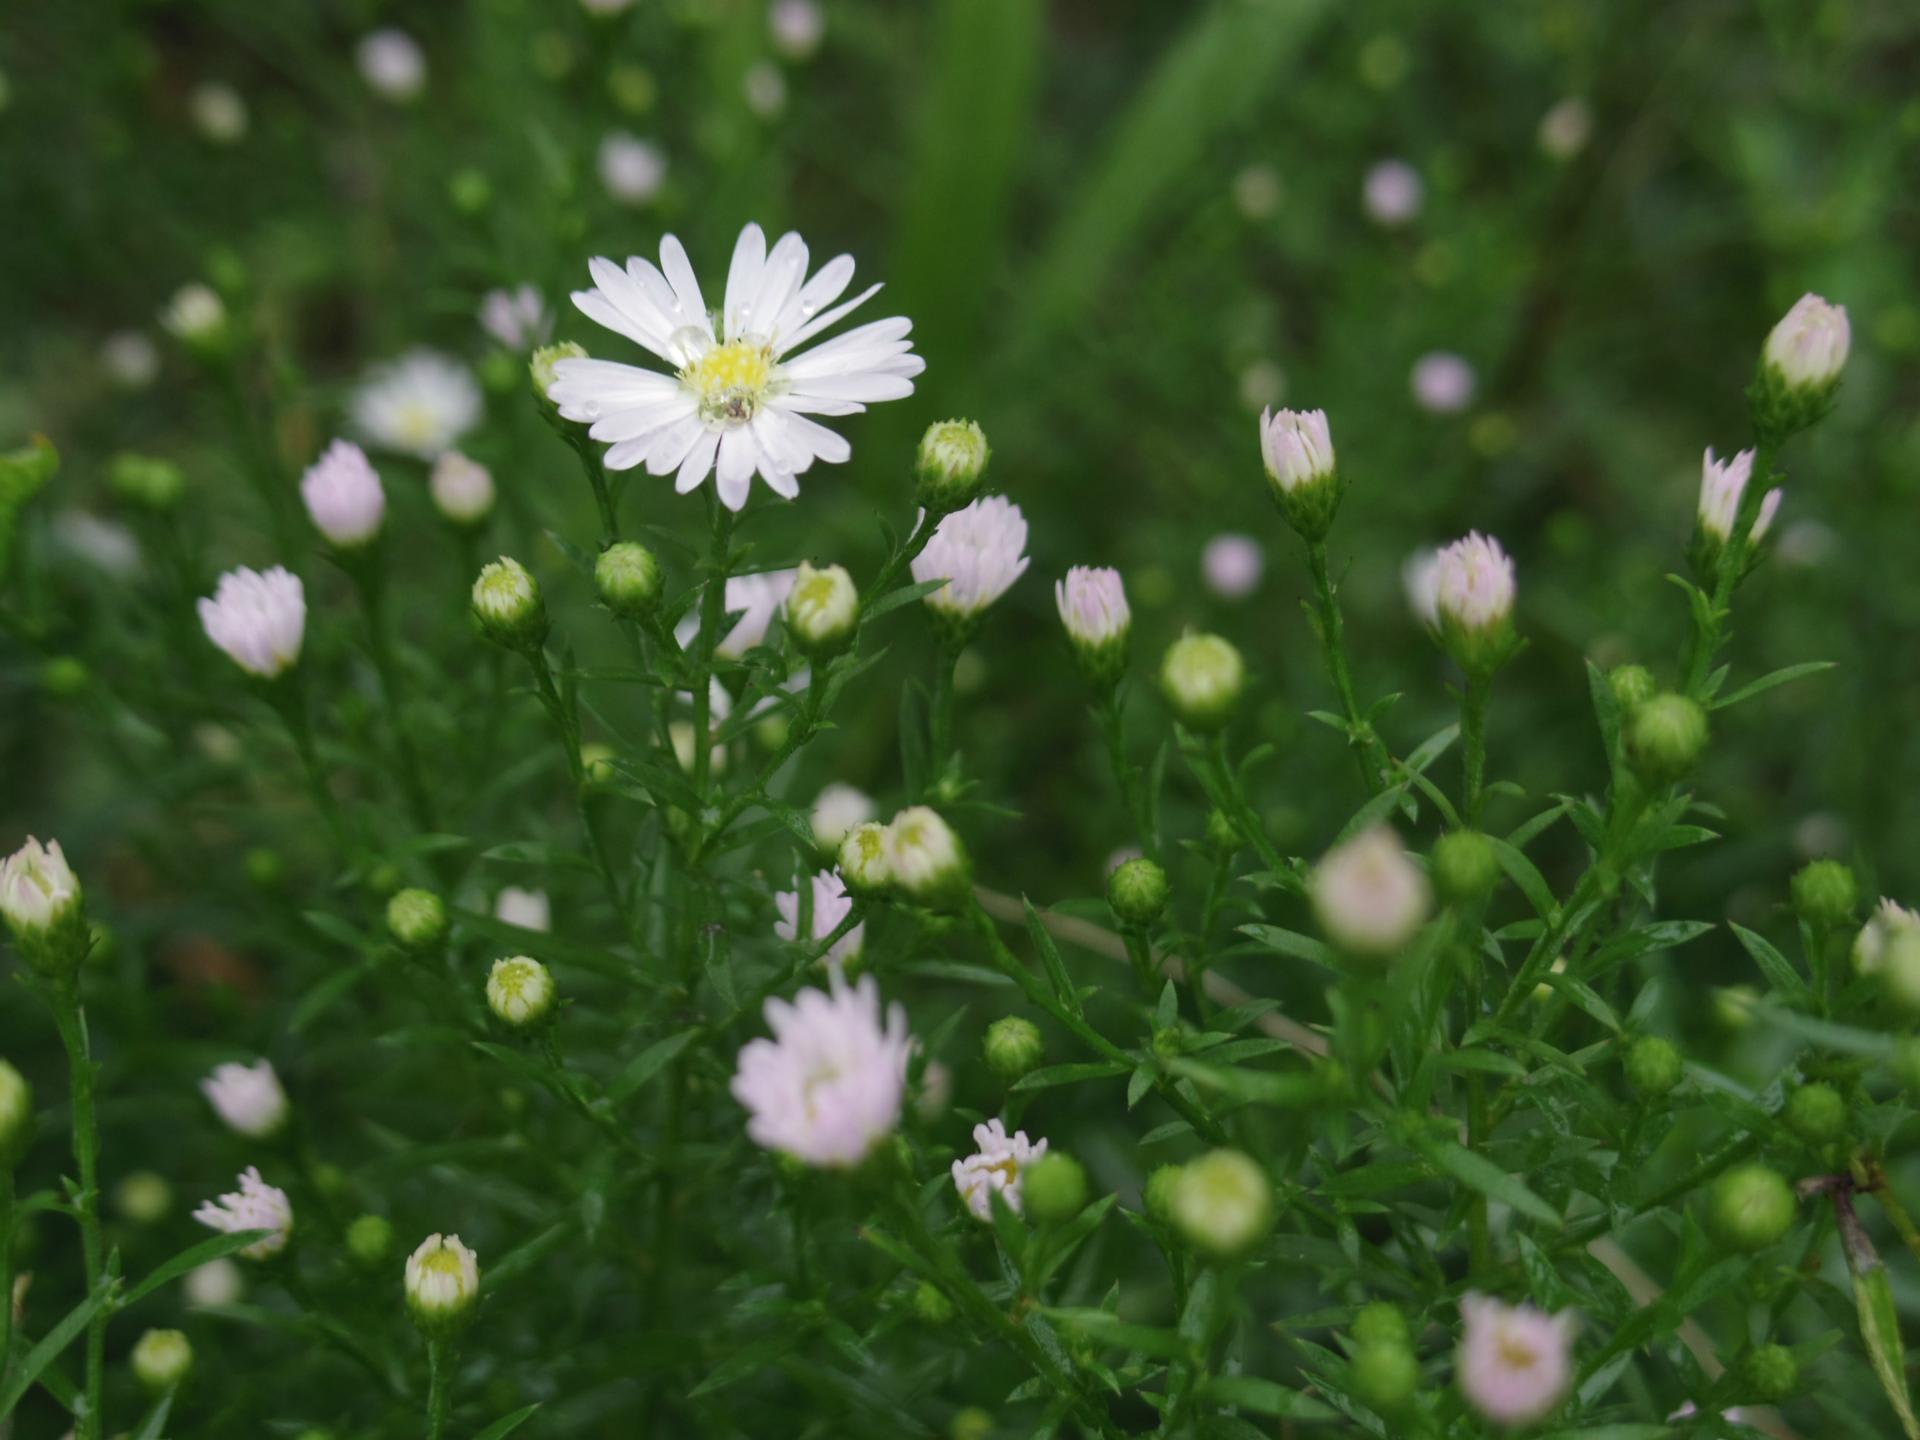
[1310,825,1430,958]
[52,512,141,577]
[1764,293,1850,392]
[1407,532,1516,636]
[357,29,426,103]
[1232,164,1282,220]
[1363,159,1423,226]
[351,350,482,461]
[913,497,1030,620]
[495,887,551,933]
[429,451,495,525]
[1457,1294,1576,1428]
[1411,351,1476,413]
[160,283,227,346]
[951,1119,1048,1221]
[1776,519,1836,568]
[1237,358,1286,411]
[189,82,248,144]
[100,330,160,388]
[675,569,797,658]
[769,0,825,59]
[198,566,305,679]
[193,1166,293,1260]
[1855,898,1920,976]
[731,969,912,1167]
[479,285,550,351]
[775,870,864,968]
[300,439,386,547]
[597,131,667,207]
[1696,446,1780,543]
[547,224,924,509]
[200,1061,288,1140]
[810,784,876,852]
[884,806,969,907]
[743,62,787,118]
[184,1257,244,1308]
[1537,97,1592,160]
[1202,533,1264,600]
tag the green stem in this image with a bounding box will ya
[525,650,634,941]
[928,643,959,793]
[1305,538,1383,793]
[351,554,436,833]
[695,672,827,861]
[48,986,105,1440]
[690,496,738,801]
[425,1335,454,1440]
[1203,734,1286,875]
[1,1165,14,1383]
[1460,669,1492,827]
[273,681,352,857]
[1097,692,1156,860]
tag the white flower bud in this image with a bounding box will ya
[198,566,306,679]
[486,955,556,1028]
[1159,632,1244,731]
[1310,824,1431,959]
[1258,407,1340,539]
[131,1328,192,1393]
[1764,293,1849,394]
[494,887,551,933]
[784,561,859,656]
[810,784,875,854]
[1202,533,1264,600]
[429,452,495,526]
[300,440,386,548]
[837,822,894,898]
[885,806,970,909]
[200,1060,289,1140]
[1055,566,1130,688]
[1855,898,1920,976]
[0,1058,31,1166]
[404,1233,480,1333]
[530,341,587,403]
[471,556,545,648]
[193,1166,293,1260]
[357,29,426,102]
[184,1257,243,1308]
[1406,532,1517,674]
[1,835,82,941]
[911,497,1029,630]
[160,283,228,349]
[1694,445,1782,568]
[1171,1150,1273,1256]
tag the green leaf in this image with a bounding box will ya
[1483,835,1558,919]
[1236,924,1337,970]
[688,1334,800,1398]
[1011,1061,1131,1092]
[862,577,953,623]
[1421,1138,1561,1228]
[1024,897,1083,1015]
[129,1393,173,1440]
[1169,1058,1324,1107]
[1042,1308,1187,1359]
[471,1403,543,1440]
[1710,660,1836,711]
[1729,922,1811,1005]
[1201,1374,1336,1419]
[123,1229,272,1307]
[0,1286,110,1418]
[609,1030,698,1103]
[1856,1260,1920,1438]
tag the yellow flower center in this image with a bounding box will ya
[419,1247,465,1277]
[684,339,774,426]
[1494,1330,1540,1370]
[394,402,441,449]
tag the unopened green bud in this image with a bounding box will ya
[1606,663,1656,713]
[949,1408,993,1440]
[1108,857,1169,928]
[1022,1153,1089,1225]
[38,656,88,698]
[984,1016,1043,1081]
[1713,984,1759,1031]
[1711,1164,1796,1251]
[0,1059,31,1167]
[1790,859,1858,930]
[1349,1340,1417,1414]
[448,167,492,214]
[131,1328,193,1394]
[1430,829,1500,905]
[1171,1149,1273,1257]
[347,1213,395,1268]
[386,888,447,951]
[472,556,547,649]
[530,341,587,403]
[915,419,990,513]
[912,1280,954,1325]
[1160,632,1244,731]
[1624,1035,1683,1098]
[1351,1302,1408,1348]
[837,822,893,899]
[1741,1342,1799,1402]
[595,542,662,619]
[784,561,858,657]
[1783,1082,1845,1143]
[1143,1164,1182,1223]
[244,847,285,890]
[109,453,186,511]
[1205,808,1242,856]
[1626,693,1708,783]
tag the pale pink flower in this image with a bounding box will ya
[1055,566,1129,649]
[912,497,1029,620]
[300,440,385,547]
[1363,159,1423,225]
[193,1166,293,1260]
[1411,351,1476,413]
[1457,1294,1576,1428]
[1202,534,1264,600]
[951,1119,1048,1221]
[775,870,864,968]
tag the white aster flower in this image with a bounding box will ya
[351,350,482,461]
[597,131,667,207]
[193,1165,293,1260]
[547,223,925,509]
[300,439,386,547]
[1537,97,1592,160]
[494,886,551,933]
[1696,446,1781,543]
[810,784,876,852]
[730,968,912,1167]
[775,870,864,968]
[1407,532,1516,637]
[479,284,550,351]
[198,566,305,679]
[100,330,160,388]
[357,29,425,103]
[1411,351,1476,413]
[912,497,1029,620]
[951,1119,1048,1221]
[1764,293,1850,392]
[404,1233,480,1329]
[676,569,797,658]
[1457,1294,1577,1428]
[429,451,495,525]
[1310,824,1431,959]
[769,0,825,59]
[189,82,248,144]
[743,62,787,118]
[52,512,142,578]
[199,1060,289,1140]
[1363,158,1423,226]
[1202,533,1264,600]
[1855,899,1920,976]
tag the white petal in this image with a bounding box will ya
[777,281,883,355]
[550,356,680,402]
[604,437,653,470]
[675,430,720,493]
[587,256,677,355]
[645,413,707,475]
[587,400,693,443]
[746,232,809,342]
[658,234,710,332]
[771,254,855,348]
[723,223,768,341]
[715,429,757,510]
[626,255,700,341]
[759,463,800,500]
[786,372,918,404]
[782,317,915,378]
[572,290,675,363]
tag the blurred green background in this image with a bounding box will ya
[3,0,1920,1433]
